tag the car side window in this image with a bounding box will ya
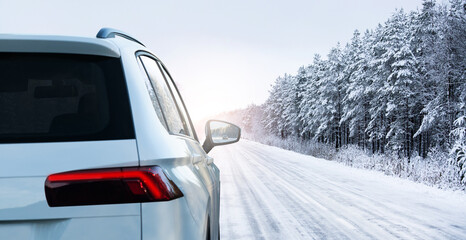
[137,57,169,131]
[139,55,188,136]
[157,62,193,138]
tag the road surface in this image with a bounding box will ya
[209,140,466,240]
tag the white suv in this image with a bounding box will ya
[0,28,240,240]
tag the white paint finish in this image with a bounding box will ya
[0,177,140,220]
[117,40,193,162]
[0,34,119,57]
[0,140,140,224]
[0,219,70,240]
[0,140,139,177]
[212,140,466,239]
[0,34,223,240]
[142,199,201,240]
[0,177,45,210]
[0,36,144,238]
[169,164,208,224]
[115,38,220,239]
[0,216,140,240]
[141,153,210,225]
[184,138,221,240]
[59,215,140,240]
[138,138,212,231]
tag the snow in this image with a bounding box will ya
[211,140,466,239]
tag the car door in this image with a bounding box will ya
[158,61,221,235]
[137,54,220,236]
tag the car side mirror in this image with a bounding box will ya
[202,120,241,153]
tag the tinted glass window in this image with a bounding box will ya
[157,63,193,138]
[0,53,134,143]
[137,58,168,130]
[139,56,187,136]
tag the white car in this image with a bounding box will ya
[0,28,240,240]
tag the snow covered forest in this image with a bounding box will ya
[215,0,466,190]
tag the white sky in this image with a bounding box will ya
[0,0,423,121]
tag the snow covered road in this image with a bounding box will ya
[209,140,466,240]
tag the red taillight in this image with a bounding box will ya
[45,166,183,207]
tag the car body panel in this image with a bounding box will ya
[141,198,200,240]
[0,216,140,240]
[0,140,141,238]
[0,140,138,178]
[117,43,189,161]
[0,32,223,240]
[116,39,221,239]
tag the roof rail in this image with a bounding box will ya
[96,28,145,47]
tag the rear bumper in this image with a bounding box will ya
[0,198,202,240]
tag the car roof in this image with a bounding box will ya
[0,34,120,57]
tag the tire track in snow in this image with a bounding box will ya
[226,145,315,239]
[217,145,261,239]
[233,148,319,239]
[238,144,382,239]
[241,144,426,239]
[242,143,463,239]
[212,140,466,240]
[249,143,464,239]
[223,143,363,239]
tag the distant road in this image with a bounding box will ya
[210,140,466,240]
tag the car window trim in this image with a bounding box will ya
[135,51,199,142]
[155,59,199,142]
[139,54,188,136]
[155,61,195,139]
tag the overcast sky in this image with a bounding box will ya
[0,0,423,121]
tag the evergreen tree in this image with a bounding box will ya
[256,0,465,178]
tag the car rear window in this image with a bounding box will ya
[0,53,135,143]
